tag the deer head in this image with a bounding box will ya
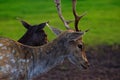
[51,30,89,69]
[47,0,89,69]
[18,20,48,46]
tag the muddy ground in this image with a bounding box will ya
[34,44,120,80]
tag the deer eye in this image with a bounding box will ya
[78,44,82,49]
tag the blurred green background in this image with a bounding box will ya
[0,0,119,45]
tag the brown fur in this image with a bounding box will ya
[0,30,88,80]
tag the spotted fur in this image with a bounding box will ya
[0,30,89,80]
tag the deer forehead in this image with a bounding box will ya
[67,29,75,32]
[61,30,75,35]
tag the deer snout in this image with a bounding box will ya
[81,61,89,69]
[85,61,90,67]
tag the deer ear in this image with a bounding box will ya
[21,20,31,29]
[49,27,62,36]
[38,22,47,29]
[69,32,84,41]
[46,23,62,36]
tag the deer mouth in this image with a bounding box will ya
[81,63,89,69]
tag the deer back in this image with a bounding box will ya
[0,30,89,80]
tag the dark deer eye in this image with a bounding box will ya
[78,44,82,49]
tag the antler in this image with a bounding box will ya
[72,0,86,31]
[54,0,71,30]
[54,0,87,31]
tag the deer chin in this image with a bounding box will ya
[80,61,89,69]
[67,54,88,70]
[81,63,88,69]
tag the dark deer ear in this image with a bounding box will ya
[21,20,31,29]
[69,32,84,41]
[38,22,47,29]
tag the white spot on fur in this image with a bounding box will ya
[11,59,15,63]
[0,56,3,60]
[1,46,7,50]
[0,43,3,47]
[6,54,10,57]
[1,64,11,73]
[12,50,15,53]
[11,68,17,73]
[19,59,29,63]
[19,59,26,63]
[5,64,11,69]
[1,67,7,73]
[26,59,29,63]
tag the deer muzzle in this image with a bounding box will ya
[81,61,89,69]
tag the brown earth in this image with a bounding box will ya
[34,44,120,80]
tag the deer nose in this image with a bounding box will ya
[84,61,90,67]
[81,61,89,69]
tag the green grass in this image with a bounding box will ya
[0,0,120,45]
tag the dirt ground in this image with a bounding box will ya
[34,44,120,80]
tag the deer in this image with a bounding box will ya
[0,0,89,80]
[18,20,48,46]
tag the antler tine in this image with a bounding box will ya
[54,0,70,30]
[16,17,23,22]
[72,0,86,31]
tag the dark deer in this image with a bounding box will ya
[0,0,89,80]
[18,20,48,46]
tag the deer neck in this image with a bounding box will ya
[27,40,66,78]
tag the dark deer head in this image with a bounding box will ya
[18,20,48,46]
